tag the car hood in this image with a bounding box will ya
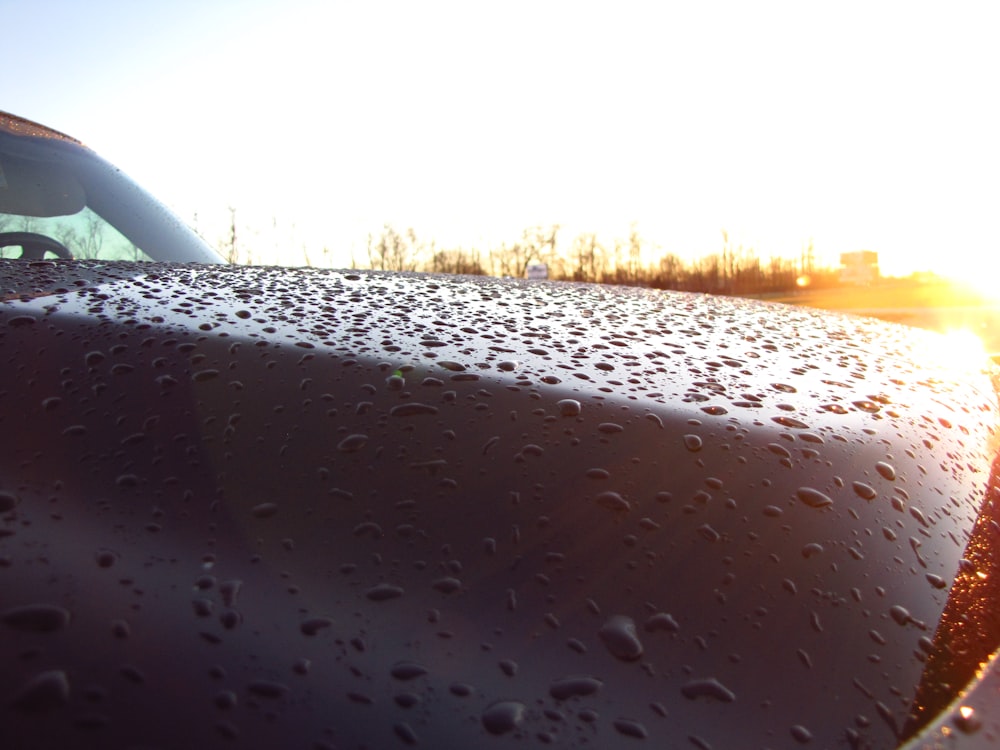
[2,260,999,749]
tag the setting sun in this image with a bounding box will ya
[935,328,990,372]
[942,256,1000,305]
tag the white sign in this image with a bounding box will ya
[526,263,548,280]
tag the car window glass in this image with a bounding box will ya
[0,205,152,261]
[0,119,219,264]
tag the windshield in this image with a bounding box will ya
[0,205,151,261]
[0,112,221,263]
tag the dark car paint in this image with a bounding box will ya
[2,260,999,748]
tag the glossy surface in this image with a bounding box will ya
[2,261,999,748]
[0,111,221,264]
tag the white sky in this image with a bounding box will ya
[3,0,999,279]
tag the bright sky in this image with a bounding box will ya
[3,0,998,280]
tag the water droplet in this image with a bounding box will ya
[875,461,896,480]
[390,403,439,417]
[952,706,982,734]
[498,659,518,677]
[246,680,289,698]
[683,434,703,452]
[520,443,544,457]
[549,675,603,700]
[481,701,526,735]
[215,689,238,709]
[353,521,384,538]
[116,474,138,488]
[300,617,334,636]
[394,722,418,745]
[853,400,880,413]
[11,670,70,713]
[2,604,71,633]
[681,678,736,702]
[926,574,947,589]
[595,491,630,513]
[644,612,679,633]
[889,605,913,626]
[95,549,119,568]
[773,416,809,429]
[796,487,833,509]
[790,724,813,743]
[801,543,824,559]
[390,661,429,680]
[0,491,18,512]
[250,502,278,519]
[810,612,823,632]
[613,718,649,738]
[432,577,462,594]
[556,399,581,417]
[337,434,368,452]
[598,615,643,662]
[121,664,146,683]
[697,524,720,542]
[219,580,242,607]
[767,443,792,459]
[366,583,404,601]
[852,482,877,500]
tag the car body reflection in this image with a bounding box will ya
[2,261,999,748]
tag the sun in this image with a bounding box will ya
[941,257,1000,305]
[934,328,990,373]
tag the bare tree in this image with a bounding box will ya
[223,206,239,264]
[58,212,105,259]
[627,222,643,284]
[654,252,685,289]
[430,246,486,275]
[488,240,526,278]
[571,232,603,281]
[365,224,423,271]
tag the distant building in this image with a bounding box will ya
[839,251,879,285]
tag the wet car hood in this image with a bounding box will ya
[1,260,999,749]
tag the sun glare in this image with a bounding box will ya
[935,328,989,372]
[942,256,1000,305]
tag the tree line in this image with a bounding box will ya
[213,211,843,295]
[352,222,839,294]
